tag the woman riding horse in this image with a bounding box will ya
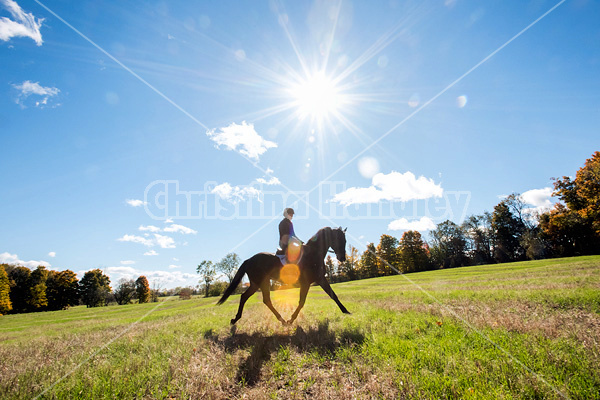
[218,226,350,325]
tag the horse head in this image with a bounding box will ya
[332,227,347,262]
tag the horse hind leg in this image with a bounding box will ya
[231,282,259,325]
[259,280,286,325]
[288,280,310,325]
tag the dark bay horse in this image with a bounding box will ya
[217,227,351,325]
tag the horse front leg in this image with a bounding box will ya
[288,281,310,324]
[260,281,286,325]
[318,278,350,314]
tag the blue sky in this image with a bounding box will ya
[1,0,598,288]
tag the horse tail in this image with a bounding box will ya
[216,259,249,305]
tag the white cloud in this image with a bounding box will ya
[0,0,44,45]
[168,264,181,269]
[48,251,56,257]
[206,121,277,160]
[105,266,137,277]
[521,187,554,216]
[211,182,261,203]
[139,225,161,232]
[120,260,135,265]
[153,234,176,249]
[126,199,147,207]
[331,171,443,206]
[0,251,50,269]
[173,257,179,261]
[164,218,174,223]
[144,250,159,256]
[388,216,436,231]
[163,223,197,235]
[118,234,154,247]
[12,80,59,108]
[256,176,281,185]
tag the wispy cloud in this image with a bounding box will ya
[120,260,135,265]
[153,234,176,249]
[168,264,181,269]
[117,233,175,249]
[144,250,158,256]
[139,223,197,234]
[388,216,436,231]
[331,171,443,206]
[118,234,154,247]
[126,199,147,207]
[0,0,43,45]
[256,176,281,185]
[139,225,161,232]
[48,251,56,257]
[0,251,50,268]
[163,224,197,235]
[12,80,59,108]
[100,266,197,287]
[211,182,261,203]
[206,121,277,160]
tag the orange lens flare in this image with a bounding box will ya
[280,263,300,285]
[286,239,302,263]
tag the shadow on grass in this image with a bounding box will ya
[204,320,364,387]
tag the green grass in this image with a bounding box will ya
[1,256,599,399]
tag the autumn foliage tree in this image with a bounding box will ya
[541,151,600,256]
[0,265,12,315]
[135,276,151,303]
[376,234,400,275]
[398,231,429,273]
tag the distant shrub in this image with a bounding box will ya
[179,288,192,300]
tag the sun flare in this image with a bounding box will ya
[289,71,343,120]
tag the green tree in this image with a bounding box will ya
[399,231,429,273]
[376,234,400,275]
[429,220,468,268]
[324,255,337,283]
[46,269,79,310]
[196,261,216,297]
[0,265,12,314]
[360,243,378,278]
[216,253,241,284]
[461,213,494,265]
[79,269,111,307]
[113,278,136,305]
[491,200,526,262]
[135,276,151,303]
[338,246,360,281]
[6,265,31,313]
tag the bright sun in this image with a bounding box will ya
[290,71,343,120]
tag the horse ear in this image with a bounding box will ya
[343,227,347,233]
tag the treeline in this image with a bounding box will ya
[326,151,600,282]
[0,266,155,315]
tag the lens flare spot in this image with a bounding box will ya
[457,95,467,108]
[408,93,420,108]
[358,156,380,179]
[286,239,302,262]
[280,263,300,285]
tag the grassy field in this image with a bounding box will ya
[1,256,599,399]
